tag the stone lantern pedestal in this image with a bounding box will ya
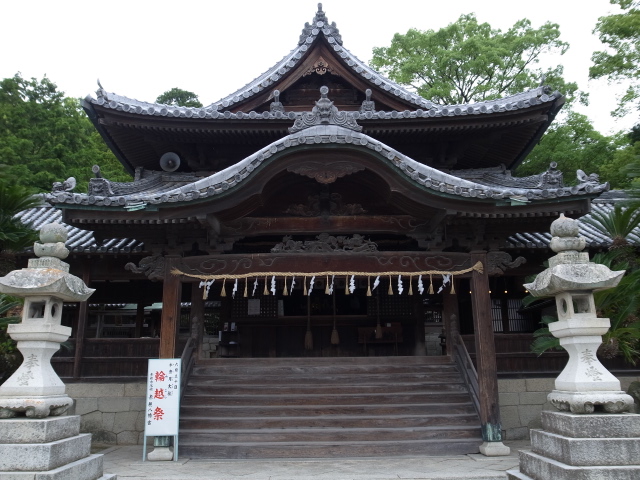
[0,223,116,479]
[507,214,638,480]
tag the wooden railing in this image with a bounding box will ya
[453,332,480,417]
[180,337,196,400]
[53,338,159,378]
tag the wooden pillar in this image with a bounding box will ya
[159,256,182,359]
[470,251,503,443]
[442,282,460,358]
[72,260,91,379]
[190,282,205,360]
[134,302,145,338]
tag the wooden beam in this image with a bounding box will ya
[159,256,182,358]
[72,261,91,379]
[470,251,503,443]
[221,215,426,236]
[176,251,475,280]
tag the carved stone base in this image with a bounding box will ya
[147,446,174,461]
[479,441,511,456]
[0,395,73,418]
[548,390,634,414]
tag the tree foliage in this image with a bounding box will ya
[156,87,203,108]
[0,73,131,193]
[590,0,640,116]
[0,166,40,258]
[530,249,640,365]
[371,14,581,105]
[516,112,625,186]
[582,203,640,247]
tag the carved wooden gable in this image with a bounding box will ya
[229,40,413,114]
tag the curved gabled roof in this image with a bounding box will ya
[46,124,608,210]
[82,4,562,122]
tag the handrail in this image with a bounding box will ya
[453,332,481,417]
[180,336,196,401]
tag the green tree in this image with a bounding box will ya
[0,293,22,384]
[582,203,640,247]
[590,0,640,116]
[0,73,131,193]
[371,13,581,105]
[156,88,203,108]
[516,112,622,185]
[529,250,640,365]
[0,166,40,273]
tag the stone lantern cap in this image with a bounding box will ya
[524,214,624,297]
[0,223,94,302]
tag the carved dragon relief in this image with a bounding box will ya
[124,255,166,281]
[271,233,378,254]
[486,251,526,276]
[284,193,366,216]
[287,161,364,184]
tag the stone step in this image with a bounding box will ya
[519,449,640,480]
[179,413,480,430]
[191,363,457,377]
[0,454,108,480]
[181,392,472,407]
[180,356,480,458]
[505,468,533,480]
[180,425,481,443]
[180,401,477,418]
[0,433,91,472]
[186,382,467,396]
[530,429,640,466]
[188,372,463,386]
[178,438,482,459]
[196,355,452,367]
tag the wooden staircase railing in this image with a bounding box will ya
[453,332,480,418]
[180,336,196,401]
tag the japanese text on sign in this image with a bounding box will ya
[144,358,181,436]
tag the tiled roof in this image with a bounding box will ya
[505,192,640,249]
[46,124,608,210]
[83,5,561,123]
[15,205,144,254]
[20,192,634,255]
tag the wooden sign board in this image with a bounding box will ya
[144,359,181,436]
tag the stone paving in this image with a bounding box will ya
[98,440,529,479]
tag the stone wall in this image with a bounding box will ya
[66,383,147,445]
[498,375,640,440]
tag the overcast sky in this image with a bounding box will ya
[1,0,635,134]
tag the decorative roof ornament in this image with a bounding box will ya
[299,3,342,46]
[360,89,375,113]
[270,90,285,113]
[51,177,76,193]
[289,86,362,133]
[303,56,334,76]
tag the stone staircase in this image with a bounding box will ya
[179,356,482,459]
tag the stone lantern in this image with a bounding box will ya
[524,214,634,413]
[0,223,94,418]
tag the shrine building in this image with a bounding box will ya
[20,4,625,457]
